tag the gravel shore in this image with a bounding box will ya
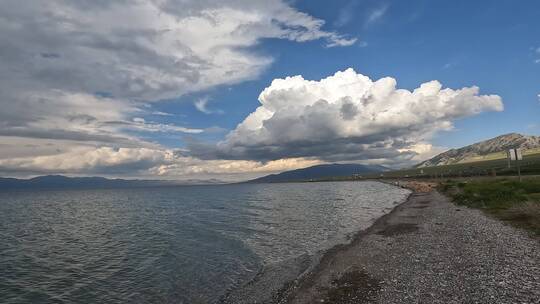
[284,190,540,304]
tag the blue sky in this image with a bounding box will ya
[155,0,539,149]
[0,0,538,179]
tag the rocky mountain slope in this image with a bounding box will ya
[416,133,540,167]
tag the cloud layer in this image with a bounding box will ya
[196,68,503,165]
[0,146,321,181]
[0,1,508,179]
[0,67,504,179]
[0,0,355,101]
[0,0,355,178]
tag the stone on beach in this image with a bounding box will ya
[285,189,540,304]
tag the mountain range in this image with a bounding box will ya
[246,163,387,183]
[0,175,224,190]
[416,133,540,167]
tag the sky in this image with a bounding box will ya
[0,0,539,181]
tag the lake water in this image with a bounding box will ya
[0,181,410,303]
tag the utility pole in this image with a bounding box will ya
[517,161,521,182]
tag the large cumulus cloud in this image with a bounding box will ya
[195,68,503,163]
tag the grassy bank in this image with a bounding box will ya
[439,178,540,235]
[298,152,540,183]
[380,152,540,179]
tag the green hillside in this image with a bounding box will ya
[379,152,540,179]
[458,147,540,164]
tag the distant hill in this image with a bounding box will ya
[0,175,224,190]
[416,133,540,167]
[247,163,387,183]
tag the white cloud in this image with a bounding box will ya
[151,111,174,116]
[0,147,174,175]
[127,117,204,134]
[194,97,223,114]
[201,68,503,165]
[532,47,540,63]
[326,37,358,48]
[398,143,448,163]
[0,0,356,177]
[151,156,322,180]
[0,90,201,145]
[0,144,320,181]
[0,0,355,102]
[0,0,355,120]
[443,62,455,69]
[194,98,211,114]
[365,4,389,27]
[334,1,358,27]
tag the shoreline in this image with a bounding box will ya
[283,183,539,303]
[275,181,423,303]
[219,180,416,304]
[222,180,539,303]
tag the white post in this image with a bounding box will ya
[516,148,522,182]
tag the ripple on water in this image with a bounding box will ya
[0,181,409,303]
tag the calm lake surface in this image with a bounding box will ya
[0,181,410,303]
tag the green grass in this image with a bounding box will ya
[440,178,540,235]
[276,152,540,183]
[377,152,540,179]
[458,147,540,164]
